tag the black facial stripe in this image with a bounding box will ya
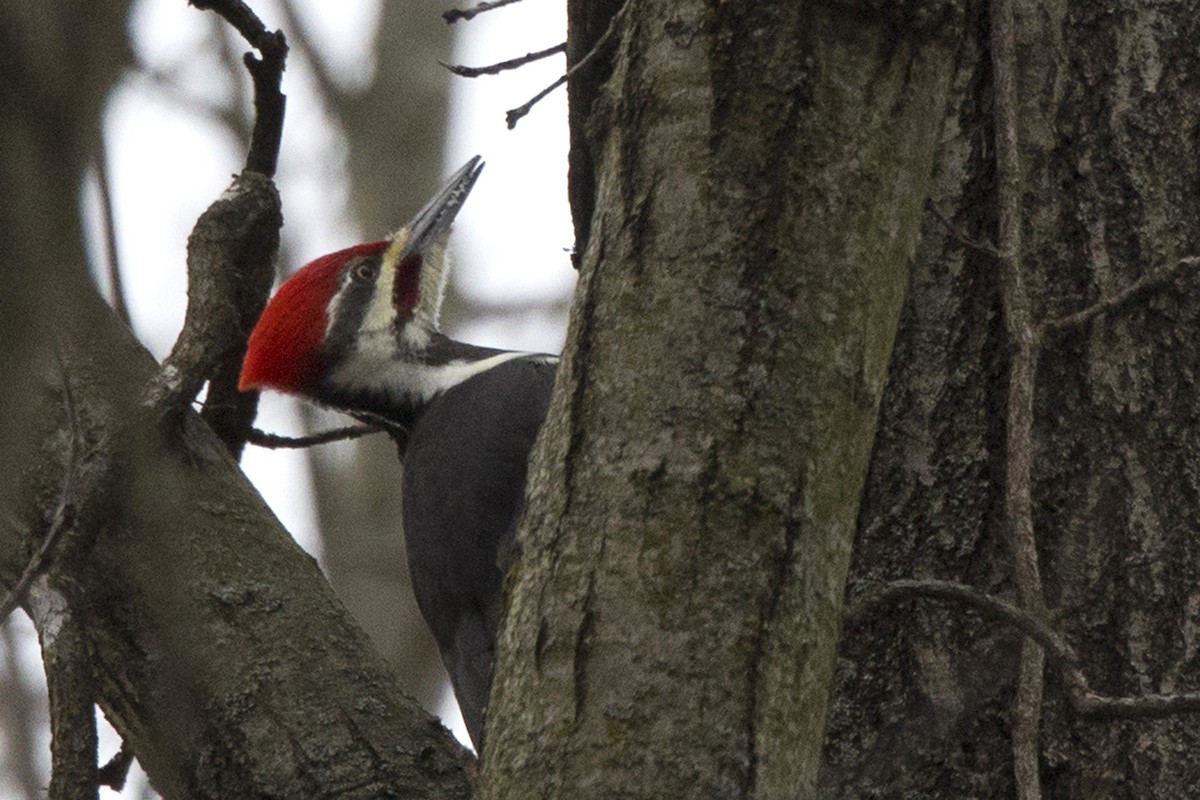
[324,254,382,358]
[401,332,510,366]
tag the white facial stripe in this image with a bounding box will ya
[325,285,347,339]
[415,239,449,329]
[364,231,448,337]
[329,350,556,406]
[361,256,397,336]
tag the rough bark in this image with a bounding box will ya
[5,295,474,800]
[0,4,130,794]
[0,0,128,551]
[822,1,1200,797]
[482,2,964,797]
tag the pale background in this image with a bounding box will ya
[4,0,573,795]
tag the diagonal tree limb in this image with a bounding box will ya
[1041,255,1200,336]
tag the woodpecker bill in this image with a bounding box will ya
[239,157,556,751]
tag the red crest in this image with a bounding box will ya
[239,240,388,393]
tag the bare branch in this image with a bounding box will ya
[1041,255,1200,336]
[0,370,82,624]
[147,2,288,458]
[443,0,523,24]
[444,43,565,78]
[146,171,281,449]
[848,579,1075,659]
[505,76,566,129]
[246,424,383,449]
[851,578,1200,723]
[191,0,289,177]
[506,0,630,128]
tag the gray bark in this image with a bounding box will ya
[822,1,1200,797]
[8,315,471,798]
[482,2,964,797]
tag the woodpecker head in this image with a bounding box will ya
[239,156,487,418]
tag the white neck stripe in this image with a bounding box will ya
[328,350,556,407]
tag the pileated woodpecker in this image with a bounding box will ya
[238,157,556,751]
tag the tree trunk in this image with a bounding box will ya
[11,0,1198,797]
[482,2,964,797]
[823,1,1200,797]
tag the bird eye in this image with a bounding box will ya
[351,261,379,283]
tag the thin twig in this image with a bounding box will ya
[191,0,289,177]
[443,0,523,24]
[0,370,82,625]
[150,1,286,457]
[443,42,565,78]
[190,0,279,57]
[850,578,1200,722]
[847,579,1079,669]
[505,76,566,129]
[505,0,630,128]
[94,140,130,326]
[1041,255,1200,336]
[990,0,1044,794]
[246,424,382,449]
[1072,690,1200,720]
